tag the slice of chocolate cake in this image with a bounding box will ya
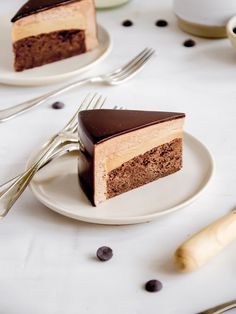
[78,109,185,206]
[11,0,98,71]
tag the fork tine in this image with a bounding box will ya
[69,94,106,133]
[63,93,95,132]
[78,93,94,111]
[86,93,98,110]
[104,48,150,78]
[98,97,106,109]
[68,93,106,133]
[110,48,154,81]
[110,49,155,83]
[118,47,151,71]
[93,95,106,109]
[113,105,125,110]
[107,48,153,80]
[64,93,103,133]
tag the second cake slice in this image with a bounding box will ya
[11,0,98,71]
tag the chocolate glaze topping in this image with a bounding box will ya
[78,109,185,146]
[11,0,80,22]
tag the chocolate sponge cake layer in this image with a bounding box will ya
[107,138,182,199]
[13,29,86,71]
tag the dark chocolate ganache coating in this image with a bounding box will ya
[78,109,185,148]
[11,0,80,22]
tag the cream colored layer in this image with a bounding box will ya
[12,0,98,50]
[12,3,86,42]
[106,131,182,172]
[94,118,185,205]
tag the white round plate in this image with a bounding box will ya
[0,16,112,86]
[28,132,214,225]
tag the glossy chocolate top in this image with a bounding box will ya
[11,0,79,22]
[78,109,185,146]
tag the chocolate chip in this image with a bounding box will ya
[233,27,236,34]
[96,246,113,261]
[51,101,65,109]
[155,20,168,27]
[145,279,163,292]
[183,39,196,47]
[122,20,133,27]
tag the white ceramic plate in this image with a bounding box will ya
[0,16,112,86]
[28,132,214,225]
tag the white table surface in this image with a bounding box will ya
[1,0,236,313]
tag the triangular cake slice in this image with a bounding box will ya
[78,109,185,206]
[11,0,98,71]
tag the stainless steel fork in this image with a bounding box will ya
[0,48,154,122]
[0,93,106,218]
[198,300,236,314]
[37,104,125,171]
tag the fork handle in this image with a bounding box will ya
[0,141,80,218]
[0,164,40,218]
[198,299,236,314]
[0,77,94,122]
[0,137,63,218]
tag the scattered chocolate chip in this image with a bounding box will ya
[51,101,65,109]
[96,246,113,261]
[233,27,236,34]
[122,20,133,27]
[155,19,168,27]
[183,39,196,48]
[145,279,163,293]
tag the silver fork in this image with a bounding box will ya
[0,48,155,122]
[38,105,125,171]
[0,93,106,218]
[198,300,236,314]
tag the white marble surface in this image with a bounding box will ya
[0,0,236,313]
